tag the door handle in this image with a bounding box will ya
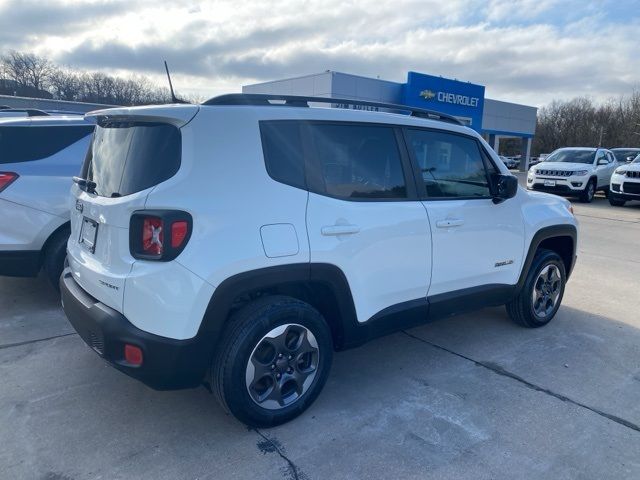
[436,218,464,228]
[321,224,360,236]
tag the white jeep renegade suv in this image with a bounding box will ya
[61,95,578,427]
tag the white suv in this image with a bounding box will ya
[609,155,640,206]
[60,95,578,427]
[527,147,618,202]
[0,115,94,288]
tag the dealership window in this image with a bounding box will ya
[308,123,406,199]
[405,129,490,198]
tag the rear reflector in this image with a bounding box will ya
[0,172,18,193]
[124,344,143,366]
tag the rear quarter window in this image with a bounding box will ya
[0,125,94,164]
[259,121,306,189]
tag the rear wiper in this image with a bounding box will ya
[73,176,97,194]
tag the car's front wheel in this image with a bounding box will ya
[579,179,596,203]
[212,295,333,427]
[506,249,566,328]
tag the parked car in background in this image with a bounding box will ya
[529,157,540,167]
[60,94,577,427]
[611,148,640,164]
[0,115,94,289]
[538,153,549,162]
[609,155,640,206]
[500,155,517,169]
[527,147,618,202]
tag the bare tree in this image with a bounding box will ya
[1,50,53,91]
[48,67,82,101]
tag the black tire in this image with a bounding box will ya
[579,179,596,203]
[506,249,566,328]
[43,227,70,292]
[609,197,626,207]
[212,295,333,427]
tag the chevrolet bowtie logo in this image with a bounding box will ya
[419,89,436,100]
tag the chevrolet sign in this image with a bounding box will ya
[420,89,480,108]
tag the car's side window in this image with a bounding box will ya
[596,150,607,164]
[260,121,306,190]
[307,123,407,199]
[606,152,616,163]
[405,128,491,198]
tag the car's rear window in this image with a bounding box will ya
[0,125,94,164]
[84,121,181,197]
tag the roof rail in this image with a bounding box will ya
[203,93,463,126]
[0,108,50,117]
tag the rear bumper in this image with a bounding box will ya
[60,268,212,390]
[0,250,41,277]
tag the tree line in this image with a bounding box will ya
[532,92,640,154]
[0,50,178,106]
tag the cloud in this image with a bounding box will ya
[0,0,638,107]
[0,0,130,40]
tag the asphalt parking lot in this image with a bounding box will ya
[2,182,640,479]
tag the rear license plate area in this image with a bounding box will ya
[79,217,98,253]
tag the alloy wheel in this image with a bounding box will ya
[531,264,562,319]
[245,323,319,410]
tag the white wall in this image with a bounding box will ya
[482,98,537,135]
[242,72,333,97]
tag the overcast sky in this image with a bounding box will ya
[0,0,638,107]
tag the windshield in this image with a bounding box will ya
[83,121,181,197]
[545,149,595,164]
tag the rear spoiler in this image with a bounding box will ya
[85,104,200,128]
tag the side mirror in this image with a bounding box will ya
[491,174,518,204]
[597,158,608,165]
[626,156,635,163]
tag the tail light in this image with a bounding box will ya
[0,172,18,193]
[130,210,192,261]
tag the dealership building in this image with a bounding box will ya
[243,71,537,168]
